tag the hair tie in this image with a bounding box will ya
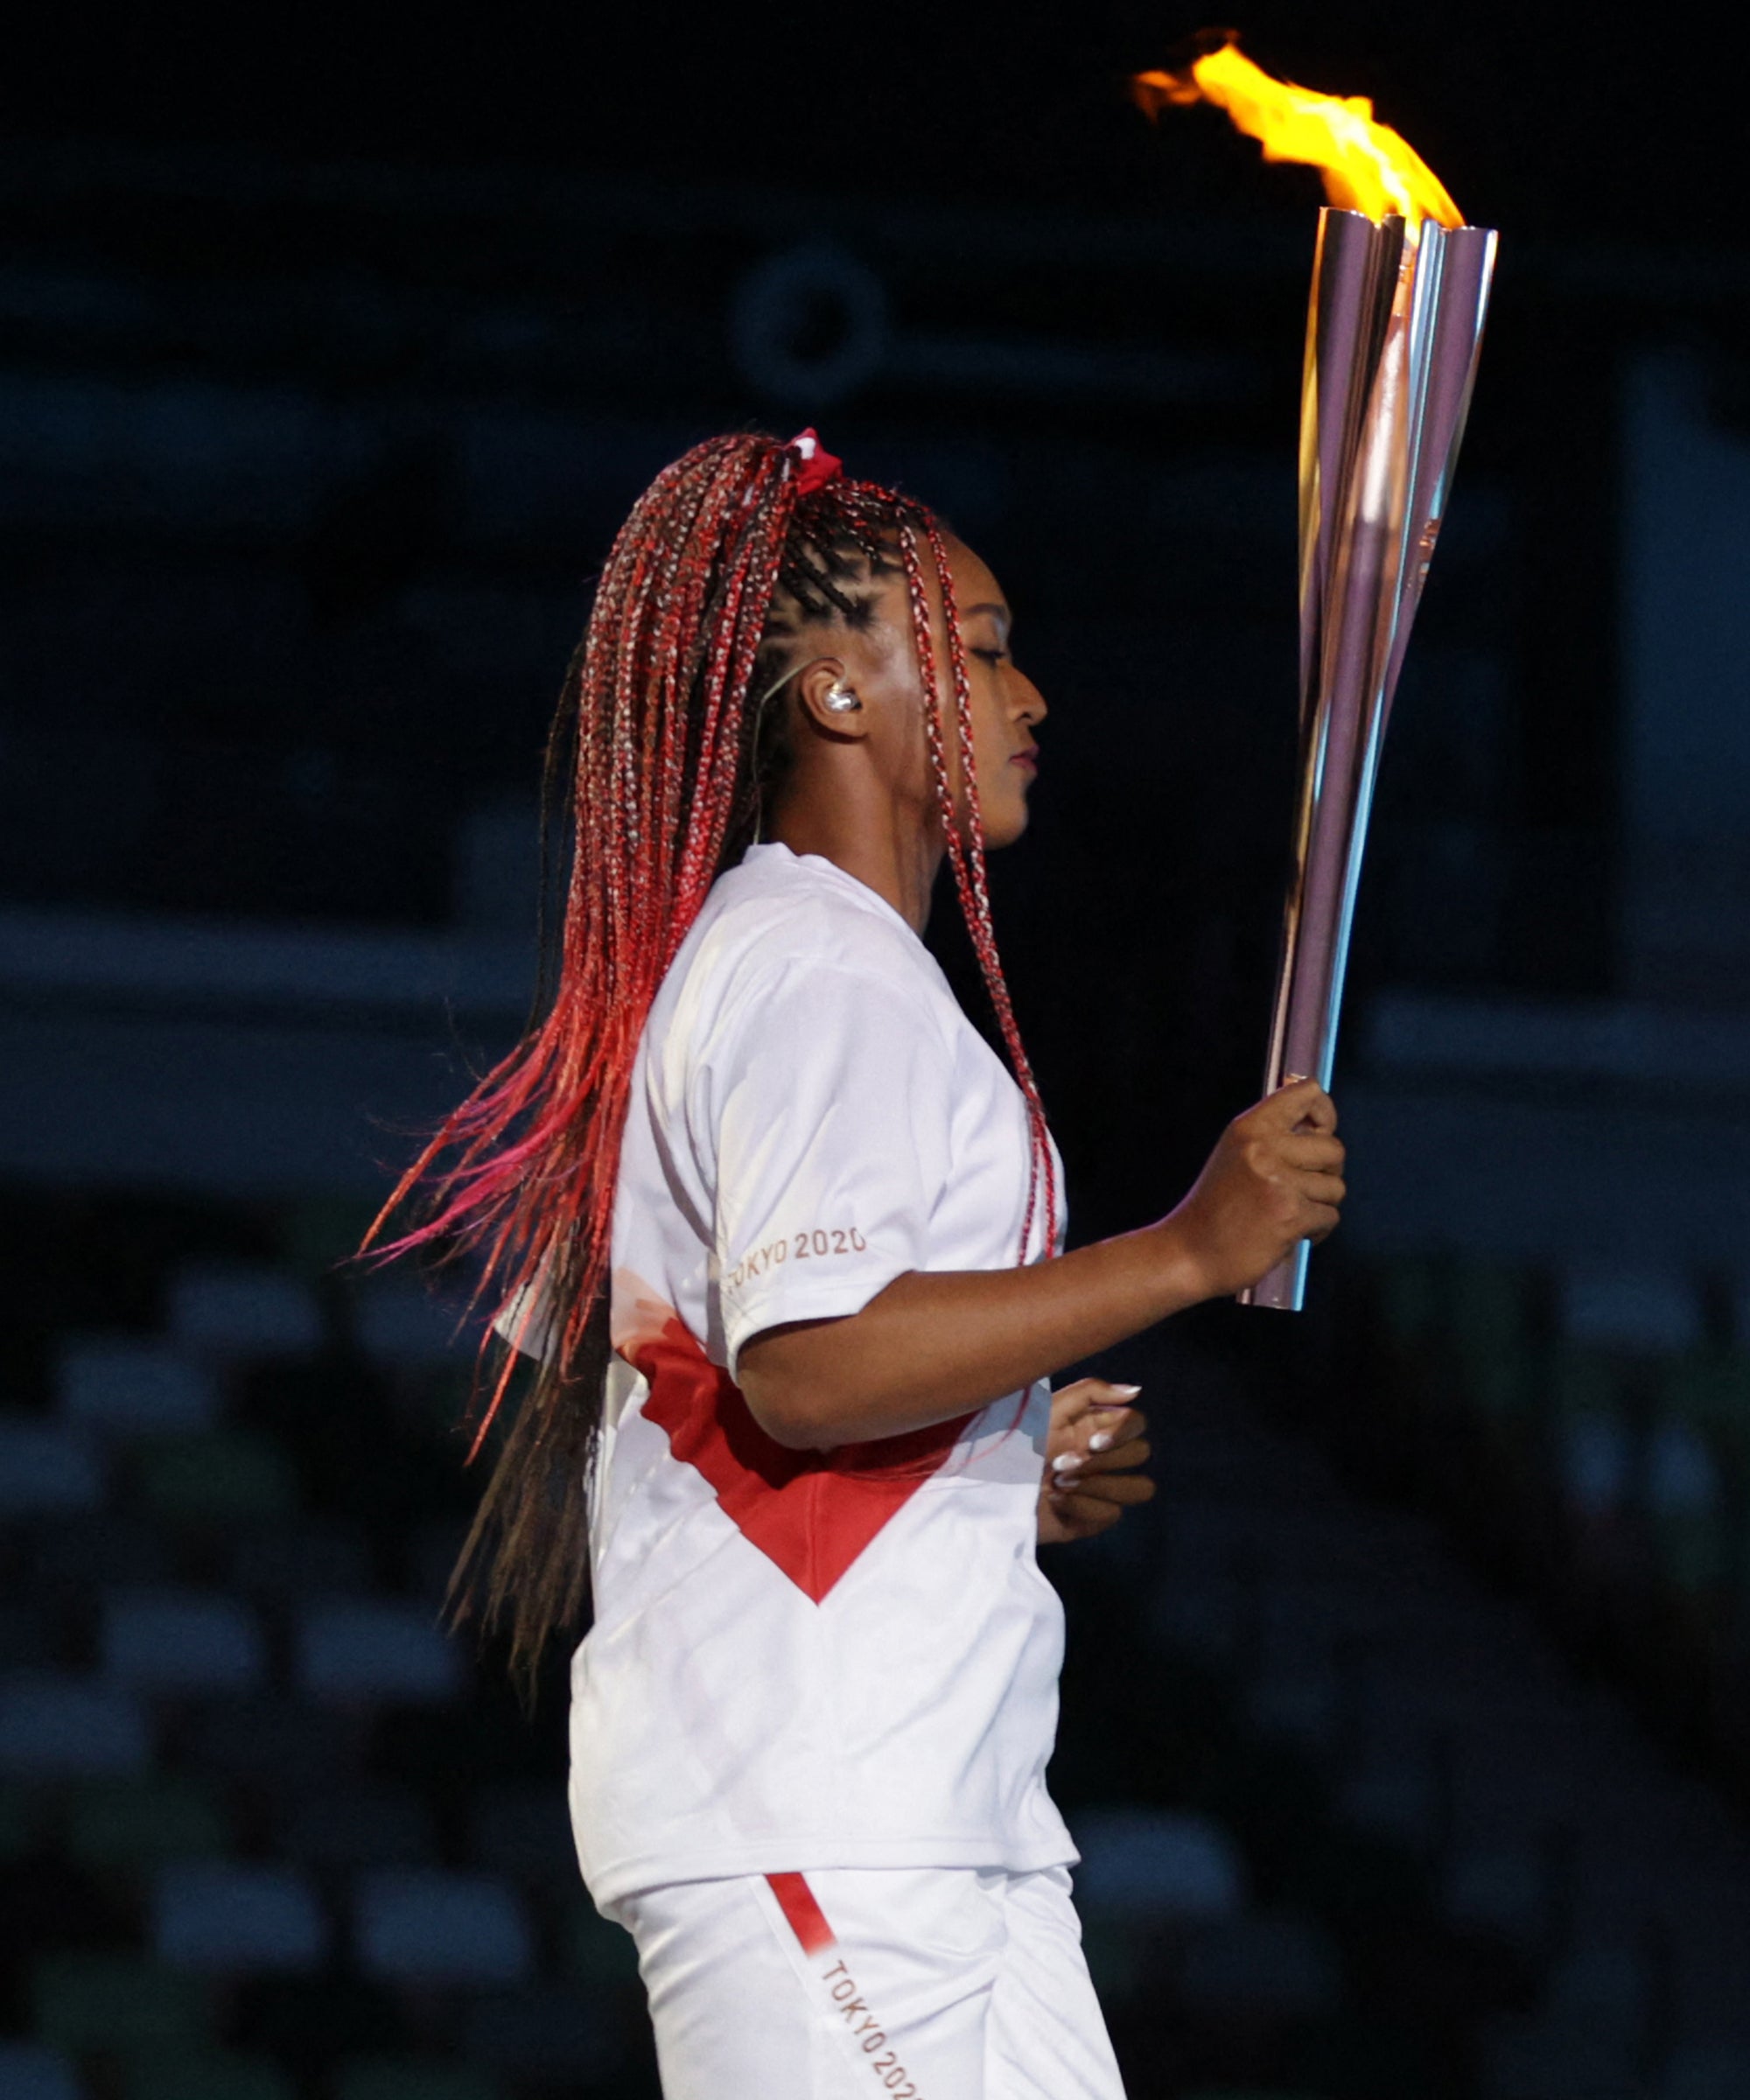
[786,428,844,497]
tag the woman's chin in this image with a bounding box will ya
[983,800,1032,852]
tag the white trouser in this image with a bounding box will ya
[606,1862,1125,2100]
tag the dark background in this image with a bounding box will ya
[5,4,1719,242]
[8,9,1750,2100]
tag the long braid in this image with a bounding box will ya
[898,517,1057,1267]
[368,433,1054,1696]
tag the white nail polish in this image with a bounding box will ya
[1088,1432,1112,1452]
[1110,1383,1142,1398]
[1051,1452,1083,1474]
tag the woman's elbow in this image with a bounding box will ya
[735,1326,857,1445]
[736,1327,848,1451]
[739,1368,840,1452]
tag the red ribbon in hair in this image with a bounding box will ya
[787,428,844,496]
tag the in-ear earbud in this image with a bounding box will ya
[822,685,862,713]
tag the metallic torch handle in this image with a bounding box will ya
[1241,209,1496,1312]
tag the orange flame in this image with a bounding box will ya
[1134,35,1463,228]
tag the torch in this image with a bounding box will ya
[1136,38,1497,1311]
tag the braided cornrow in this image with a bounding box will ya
[369,432,1053,1696]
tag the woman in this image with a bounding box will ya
[379,429,1344,2097]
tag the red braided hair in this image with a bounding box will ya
[368,431,1054,1690]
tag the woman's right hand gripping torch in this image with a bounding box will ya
[1166,1076,1347,1306]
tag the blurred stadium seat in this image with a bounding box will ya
[168,1264,325,1359]
[0,1418,103,1518]
[352,1278,472,1370]
[101,1589,266,1696]
[0,1674,151,1779]
[296,1601,461,1704]
[1072,1806,1246,1923]
[353,1869,533,1987]
[57,1340,218,1438]
[1556,1408,1632,1519]
[153,1860,329,1973]
[1439,1841,1554,1950]
[0,2043,88,2100]
[1558,1263,1701,1354]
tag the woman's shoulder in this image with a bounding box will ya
[698,847,934,994]
[640,851,980,1122]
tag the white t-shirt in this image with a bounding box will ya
[568,840,1075,1907]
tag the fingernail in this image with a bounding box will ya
[1110,1383,1141,1398]
[1088,1432,1113,1452]
[1051,1452,1084,1475]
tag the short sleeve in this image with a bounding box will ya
[701,957,955,1380]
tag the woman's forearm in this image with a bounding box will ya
[735,1216,1208,1449]
[735,1076,1347,1450]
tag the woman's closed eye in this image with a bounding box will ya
[971,647,1010,666]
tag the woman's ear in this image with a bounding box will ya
[796,657,871,738]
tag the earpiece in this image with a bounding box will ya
[822,684,862,713]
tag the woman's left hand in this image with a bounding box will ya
[1037,1377,1155,1545]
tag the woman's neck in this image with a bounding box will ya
[769,797,944,934]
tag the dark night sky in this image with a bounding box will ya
[5,3,1727,251]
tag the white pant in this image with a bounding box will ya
[606,1862,1125,2099]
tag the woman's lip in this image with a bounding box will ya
[1011,749,1040,772]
